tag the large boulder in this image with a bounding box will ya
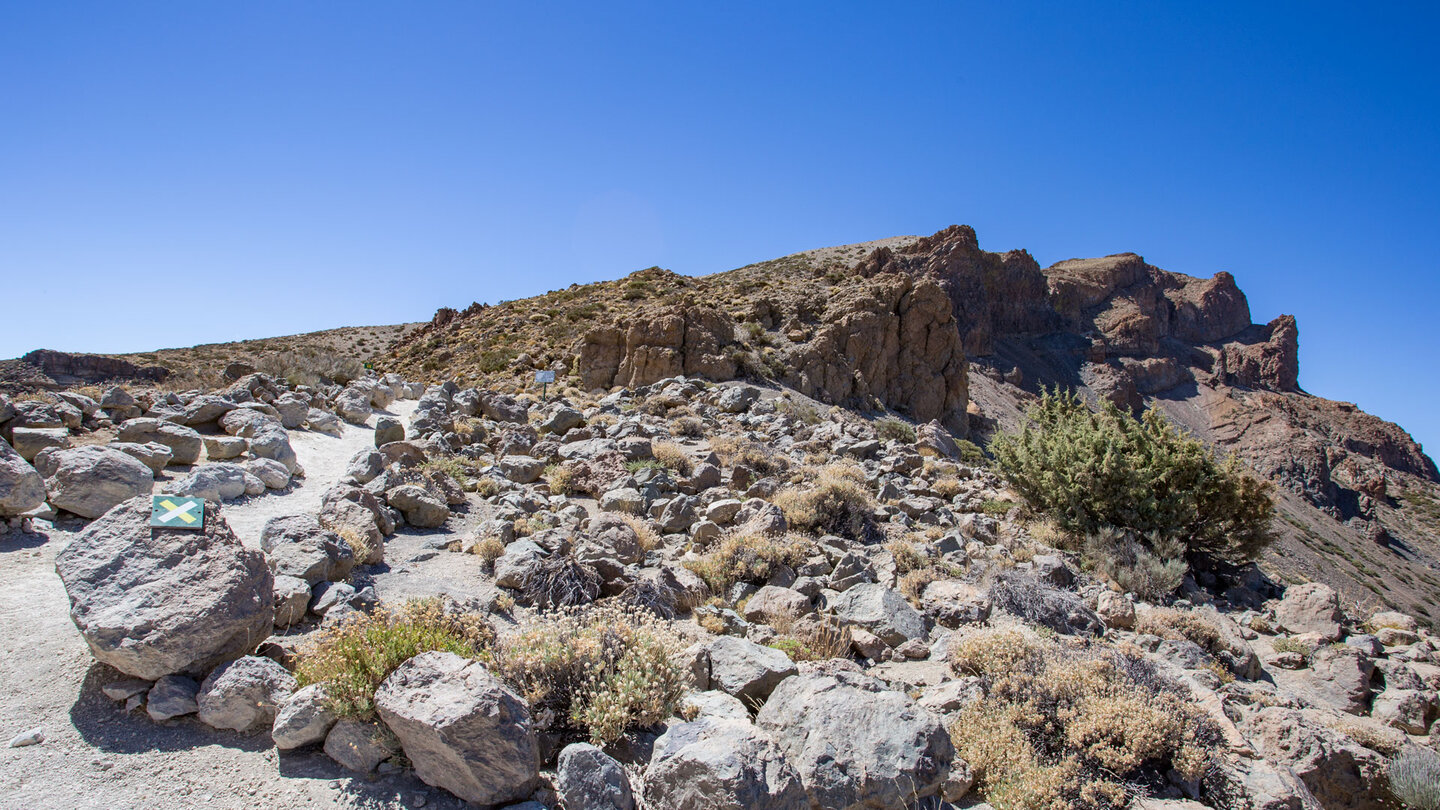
[335,388,372,424]
[40,446,154,518]
[10,427,71,461]
[112,441,174,473]
[1275,583,1344,641]
[386,484,449,528]
[642,717,807,810]
[830,583,926,646]
[54,496,274,679]
[0,437,45,517]
[696,635,797,704]
[557,742,635,810]
[1244,706,1390,810]
[756,669,957,809]
[179,394,237,426]
[261,515,356,584]
[248,424,300,473]
[500,454,546,484]
[197,655,297,732]
[374,651,540,806]
[116,418,204,465]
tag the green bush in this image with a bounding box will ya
[875,416,916,443]
[992,389,1273,565]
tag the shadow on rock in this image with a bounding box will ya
[69,662,273,755]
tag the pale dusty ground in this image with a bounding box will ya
[0,399,485,810]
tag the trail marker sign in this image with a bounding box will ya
[535,369,556,399]
[151,496,205,529]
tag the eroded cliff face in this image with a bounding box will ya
[573,274,968,433]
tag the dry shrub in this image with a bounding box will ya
[886,539,928,575]
[1270,636,1314,656]
[874,415,916,443]
[670,416,705,439]
[651,440,695,476]
[474,476,501,498]
[1082,526,1186,601]
[588,412,618,429]
[1389,745,1440,809]
[335,526,378,565]
[711,436,791,477]
[472,536,506,568]
[697,612,727,635]
[900,568,940,605]
[296,599,495,720]
[768,613,853,662]
[544,463,576,496]
[258,348,363,387]
[420,455,472,485]
[485,604,688,745]
[617,513,662,553]
[931,476,963,499]
[524,554,602,610]
[948,629,1218,810]
[772,463,879,543]
[684,532,813,596]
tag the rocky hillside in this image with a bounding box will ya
[382,225,1440,623]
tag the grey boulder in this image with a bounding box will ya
[697,635,797,704]
[557,742,634,810]
[55,496,274,679]
[41,445,154,518]
[830,583,926,646]
[755,669,957,809]
[116,418,204,465]
[642,717,806,810]
[0,438,46,517]
[374,651,540,806]
[197,655,297,732]
[272,683,338,749]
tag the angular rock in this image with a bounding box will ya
[742,586,812,624]
[1275,582,1344,642]
[272,683,337,749]
[42,446,154,519]
[830,583,926,646]
[387,483,449,528]
[262,514,356,584]
[500,454,545,484]
[374,651,540,806]
[557,742,635,810]
[374,415,404,446]
[146,674,200,722]
[756,669,956,809]
[642,717,807,810]
[203,435,248,460]
[112,441,173,473]
[55,496,274,679]
[116,418,203,465]
[244,457,291,489]
[10,427,71,461]
[700,635,797,704]
[197,655,297,732]
[0,437,46,517]
[273,575,311,627]
[165,462,260,502]
[324,717,397,773]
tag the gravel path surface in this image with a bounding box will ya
[0,399,479,810]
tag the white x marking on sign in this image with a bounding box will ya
[157,499,199,524]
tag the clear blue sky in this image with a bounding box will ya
[2,3,1437,454]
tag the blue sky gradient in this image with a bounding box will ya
[2,2,1436,453]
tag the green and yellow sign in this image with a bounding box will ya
[150,495,205,529]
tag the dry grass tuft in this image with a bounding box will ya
[772,463,878,543]
[651,440,695,476]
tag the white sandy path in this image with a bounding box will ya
[0,397,473,810]
[223,400,416,549]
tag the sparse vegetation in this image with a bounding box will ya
[543,463,575,495]
[650,440,695,476]
[993,388,1274,566]
[296,599,495,720]
[1389,745,1440,809]
[472,536,506,568]
[523,554,602,610]
[1082,526,1187,601]
[711,436,791,477]
[484,604,688,745]
[684,532,813,596]
[948,628,1217,810]
[772,463,879,543]
[874,415,916,443]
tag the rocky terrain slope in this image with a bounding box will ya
[377,225,1440,622]
[0,370,1438,810]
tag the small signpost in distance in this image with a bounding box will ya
[535,369,556,399]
